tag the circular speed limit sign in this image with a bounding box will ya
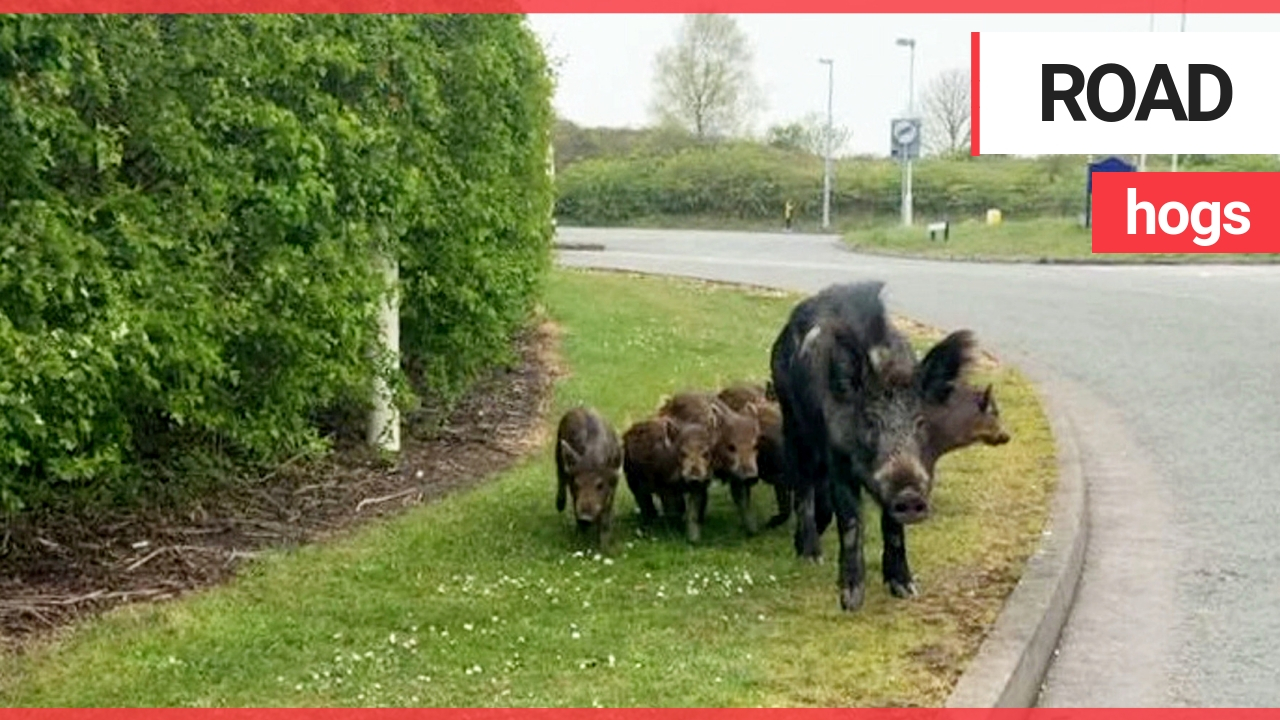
[893,120,918,146]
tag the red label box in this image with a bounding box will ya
[1092,171,1280,254]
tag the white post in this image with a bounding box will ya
[902,39,916,227]
[820,58,834,230]
[368,248,400,453]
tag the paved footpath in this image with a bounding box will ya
[556,227,1280,707]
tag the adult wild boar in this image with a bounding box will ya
[808,378,1013,546]
[658,392,761,535]
[622,416,713,542]
[769,281,978,611]
[556,407,624,549]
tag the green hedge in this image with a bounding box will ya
[0,15,554,513]
[555,143,1089,225]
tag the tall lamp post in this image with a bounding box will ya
[896,37,916,227]
[1172,3,1186,172]
[819,58,834,230]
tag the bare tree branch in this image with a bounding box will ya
[922,68,971,156]
[650,14,763,140]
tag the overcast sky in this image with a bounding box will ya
[527,14,1280,156]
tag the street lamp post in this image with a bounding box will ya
[896,37,916,227]
[819,58,834,230]
[1173,3,1187,172]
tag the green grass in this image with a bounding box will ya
[845,216,1280,263]
[0,269,1055,707]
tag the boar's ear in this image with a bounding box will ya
[918,330,978,405]
[824,323,868,399]
[708,401,726,430]
[662,417,680,447]
[978,384,994,412]
[560,440,581,472]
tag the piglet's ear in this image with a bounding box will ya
[662,417,680,447]
[978,384,994,412]
[560,440,581,472]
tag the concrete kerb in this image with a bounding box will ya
[945,359,1090,708]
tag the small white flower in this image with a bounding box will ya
[463,623,474,632]
[571,631,581,640]
[608,654,616,667]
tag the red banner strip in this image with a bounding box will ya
[6,710,1280,717]
[1092,172,1280,254]
[1,0,1279,12]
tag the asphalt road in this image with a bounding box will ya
[555,226,1280,707]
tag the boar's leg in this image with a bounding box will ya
[830,453,867,612]
[627,472,660,524]
[598,507,614,554]
[813,476,835,538]
[730,479,758,535]
[684,484,709,544]
[880,511,917,597]
[787,437,823,560]
[658,488,686,522]
[765,483,792,529]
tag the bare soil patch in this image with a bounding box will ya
[0,321,562,650]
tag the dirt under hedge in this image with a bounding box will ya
[0,322,562,651]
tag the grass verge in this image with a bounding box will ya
[844,217,1280,264]
[0,268,1054,707]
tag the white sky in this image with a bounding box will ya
[527,14,1280,156]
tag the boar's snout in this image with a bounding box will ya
[888,490,930,524]
[681,449,711,482]
[987,429,1011,446]
[875,455,932,524]
[573,476,614,524]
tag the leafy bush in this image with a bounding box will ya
[0,15,554,513]
[554,143,1086,225]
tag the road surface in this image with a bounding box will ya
[555,226,1280,707]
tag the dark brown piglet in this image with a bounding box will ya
[924,382,1011,457]
[659,392,761,535]
[556,406,623,550]
[623,416,713,543]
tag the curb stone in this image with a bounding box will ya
[945,363,1090,708]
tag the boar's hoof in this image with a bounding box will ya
[765,513,789,530]
[686,524,702,544]
[887,579,919,598]
[840,584,866,612]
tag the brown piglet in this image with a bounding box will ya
[658,392,761,535]
[623,416,713,543]
[556,406,624,550]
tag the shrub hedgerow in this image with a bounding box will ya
[0,15,555,513]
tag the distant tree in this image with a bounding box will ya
[765,112,850,157]
[922,68,971,156]
[650,14,763,140]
